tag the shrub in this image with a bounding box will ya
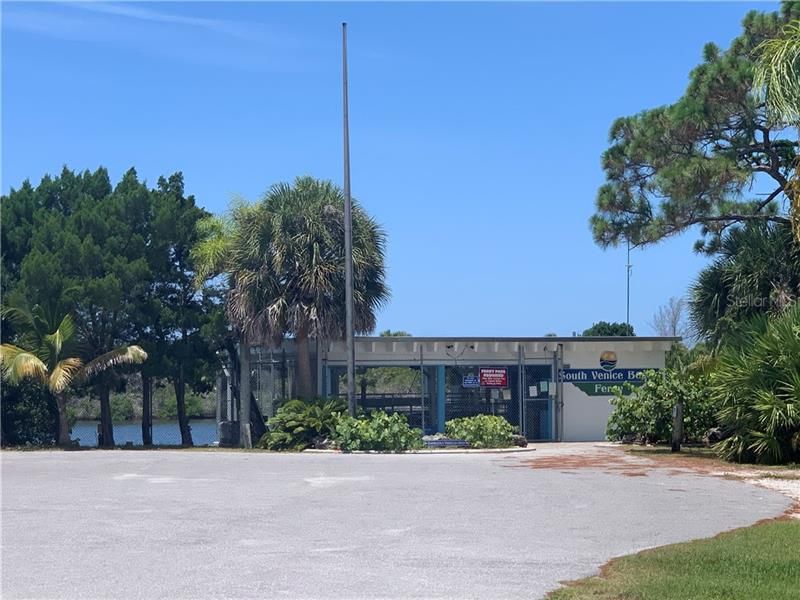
[711,305,800,464]
[258,398,346,451]
[110,394,136,421]
[334,410,423,452]
[156,388,207,420]
[445,414,516,448]
[606,369,716,445]
[1,380,58,446]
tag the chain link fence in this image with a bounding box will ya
[327,365,433,431]
[251,348,295,420]
[443,365,519,425]
[324,360,557,440]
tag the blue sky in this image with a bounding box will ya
[1,1,778,337]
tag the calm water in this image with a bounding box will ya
[71,419,218,447]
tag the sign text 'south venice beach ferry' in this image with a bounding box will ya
[558,351,654,396]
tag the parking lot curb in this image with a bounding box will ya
[302,447,537,455]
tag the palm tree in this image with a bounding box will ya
[193,176,389,405]
[264,177,389,398]
[753,18,800,239]
[689,221,800,347]
[711,303,800,464]
[0,304,147,447]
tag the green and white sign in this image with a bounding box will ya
[558,351,654,396]
[569,381,643,396]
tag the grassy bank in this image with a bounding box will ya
[549,519,800,600]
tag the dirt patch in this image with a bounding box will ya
[507,445,800,518]
[513,446,791,477]
[511,449,660,477]
[515,451,647,471]
[786,501,800,519]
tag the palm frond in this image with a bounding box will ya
[49,357,84,393]
[81,345,148,380]
[42,313,76,366]
[0,304,38,333]
[191,215,234,286]
[753,20,800,125]
[0,344,48,385]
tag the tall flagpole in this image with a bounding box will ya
[342,22,356,416]
[626,238,632,329]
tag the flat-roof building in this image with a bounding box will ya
[233,336,676,443]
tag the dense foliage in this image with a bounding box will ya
[690,222,800,346]
[665,342,711,372]
[592,2,799,253]
[334,411,423,452]
[592,3,800,466]
[582,321,635,336]
[606,370,717,444]
[445,415,517,449]
[259,401,524,453]
[1,167,218,447]
[258,398,346,451]
[711,304,800,464]
[0,380,58,447]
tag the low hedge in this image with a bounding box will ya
[334,411,423,452]
[258,398,346,451]
[445,414,517,448]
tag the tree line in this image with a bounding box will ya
[2,168,219,447]
[1,170,388,448]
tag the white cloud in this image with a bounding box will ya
[3,2,317,73]
[69,2,260,41]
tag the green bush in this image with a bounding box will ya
[711,304,800,464]
[258,398,346,451]
[156,389,207,420]
[110,394,136,421]
[606,369,716,444]
[334,410,423,452]
[445,414,516,448]
[1,380,58,446]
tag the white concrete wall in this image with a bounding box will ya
[561,342,668,442]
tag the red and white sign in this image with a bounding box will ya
[479,367,508,388]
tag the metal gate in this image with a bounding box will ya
[444,365,521,429]
[521,363,554,441]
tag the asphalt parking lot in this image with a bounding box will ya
[1,446,791,599]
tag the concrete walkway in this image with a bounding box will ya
[1,445,791,599]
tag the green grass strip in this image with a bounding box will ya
[549,520,800,600]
